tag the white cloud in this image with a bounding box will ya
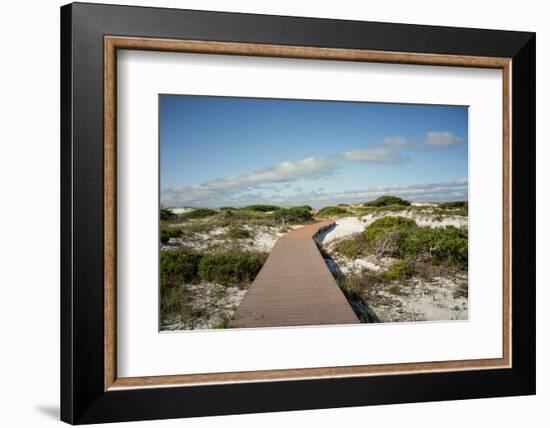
[338,131,465,165]
[206,157,336,189]
[338,137,410,163]
[380,136,410,148]
[262,178,468,207]
[162,156,337,207]
[162,131,467,207]
[163,175,468,208]
[424,131,464,147]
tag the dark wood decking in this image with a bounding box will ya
[230,220,359,328]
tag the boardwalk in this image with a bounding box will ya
[230,220,359,328]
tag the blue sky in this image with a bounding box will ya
[160,95,468,208]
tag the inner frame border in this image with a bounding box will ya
[104,35,512,391]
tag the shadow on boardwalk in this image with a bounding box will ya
[230,220,360,328]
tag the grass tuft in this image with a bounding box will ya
[225,226,252,240]
[180,208,217,220]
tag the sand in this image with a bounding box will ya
[170,207,195,215]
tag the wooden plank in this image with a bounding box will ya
[231,220,359,328]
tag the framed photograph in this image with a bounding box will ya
[61,2,535,424]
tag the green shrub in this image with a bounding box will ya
[402,225,468,269]
[271,206,313,223]
[160,248,202,291]
[339,217,416,259]
[364,195,411,207]
[436,201,468,217]
[198,251,265,285]
[213,208,276,227]
[336,233,368,259]
[357,205,412,215]
[335,269,384,301]
[364,216,417,252]
[335,274,363,301]
[214,208,250,224]
[181,208,217,219]
[439,201,468,209]
[316,206,350,217]
[240,204,281,212]
[160,208,176,220]
[160,228,183,244]
[381,259,416,282]
[335,215,468,270]
[225,226,251,240]
[366,218,467,268]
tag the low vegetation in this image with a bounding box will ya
[381,259,416,282]
[198,252,266,286]
[161,248,267,289]
[400,224,468,268]
[160,208,176,220]
[180,208,217,220]
[224,226,252,240]
[215,208,257,226]
[439,201,467,209]
[435,201,468,217]
[161,204,316,234]
[160,197,469,327]
[335,233,368,259]
[316,206,351,217]
[364,195,411,207]
[363,216,416,246]
[160,248,203,291]
[336,216,468,269]
[271,206,313,224]
[240,204,281,212]
[160,228,183,244]
[160,285,194,322]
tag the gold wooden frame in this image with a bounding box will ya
[104,36,512,391]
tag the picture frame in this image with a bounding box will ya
[60,2,535,424]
